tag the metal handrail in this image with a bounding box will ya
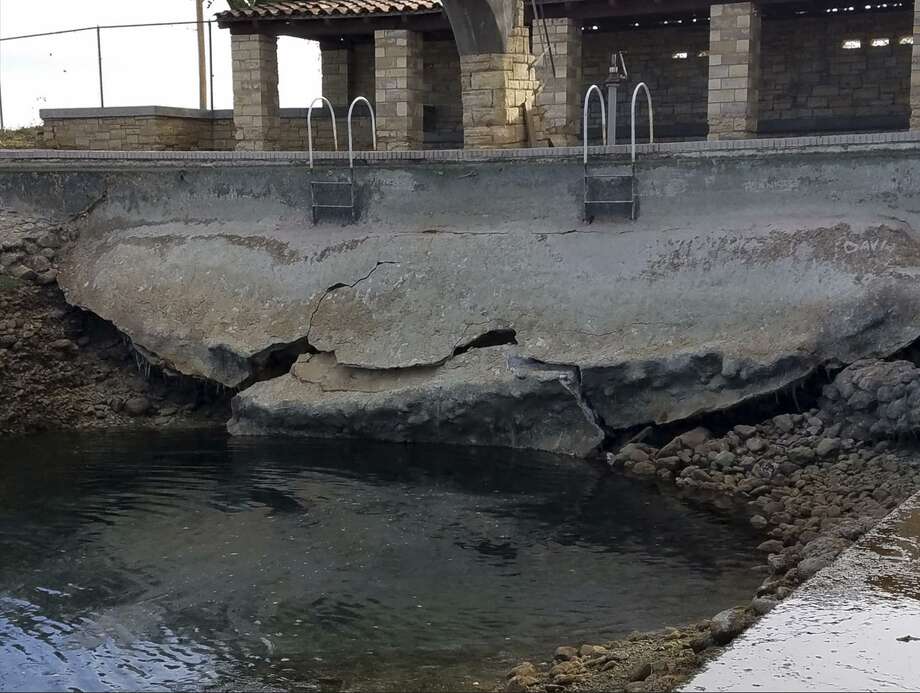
[307,97,338,170]
[630,82,654,163]
[583,84,607,165]
[347,96,377,169]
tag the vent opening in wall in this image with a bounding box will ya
[842,39,862,49]
[672,51,689,60]
[900,36,914,45]
[870,37,890,47]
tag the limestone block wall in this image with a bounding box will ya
[534,18,583,146]
[423,39,463,148]
[43,111,216,151]
[582,26,709,141]
[41,109,372,152]
[375,30,425,151]
[231,33,281,150]
[761,12,912,132]
[708,2,761,140]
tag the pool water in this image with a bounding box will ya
[0,432,761,691]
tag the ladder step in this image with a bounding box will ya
[311,181,351,186]
[585,174,634,179]
[585,199,635,205]
[313,204,355,209]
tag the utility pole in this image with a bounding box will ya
[196,0,207,110]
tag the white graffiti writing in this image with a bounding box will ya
[842,238,892,254]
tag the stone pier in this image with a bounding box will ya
[231,33,281,151]
[532,17,582,147]
[375,30,424,151]
[708,2,761,140]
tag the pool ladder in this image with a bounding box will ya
[582,82,654,221]
[307,96,377,223]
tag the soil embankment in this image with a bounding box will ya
[0,209,228,436]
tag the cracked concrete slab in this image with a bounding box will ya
[6,146,920,455]
[228,349,606,456]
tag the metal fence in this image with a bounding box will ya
[0,19,234,130]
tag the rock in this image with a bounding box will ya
[36,269,58,286]
[554,646,578,661]
[680,427,712,448]
[733,424,758,439]
[125,396,152,417]
[49,339,77,354]
[550,660,583,677]
[0,251,23,267]
[750,514,768,529]
[797,555,832,579]
[508,662,537,680]
[756,539,784,553]
[633,461,657,477]
[714,450,736,467]
[37,231,62,249]
[709,607,749,645]
[579,644,607,658]
[790,446,815,463]
[9,264,36,281]
[751,597,779,615]
[506,675,539,692]
[815,438,841,457]
[746,437,767,453]
[773,414,794,433]
[25,255,51,273]
[620,443,650,463]
[627,661,652,682]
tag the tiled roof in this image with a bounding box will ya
[217,1,443,21]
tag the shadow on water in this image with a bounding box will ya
[0,431,762,692]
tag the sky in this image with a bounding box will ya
[0,0,322,128]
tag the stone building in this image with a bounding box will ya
[40,0,920,151]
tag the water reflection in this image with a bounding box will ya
[0,432,761,691]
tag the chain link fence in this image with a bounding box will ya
[0,20,321,130]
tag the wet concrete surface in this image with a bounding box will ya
[686,491,920,691]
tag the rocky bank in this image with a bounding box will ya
[0,209,228,436]
[501,362,920,692]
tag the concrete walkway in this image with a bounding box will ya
[686,491,920,691]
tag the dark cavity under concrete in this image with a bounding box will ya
[686,490,920,692]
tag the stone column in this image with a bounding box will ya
[374,30,424,150]
[460,27,540,148]
[707,2,761,140]
[911,3,920,130]
[231,33,281,150]
[532,17,582,147]
[321,46,351,106]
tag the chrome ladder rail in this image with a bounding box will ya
[628,82,654,221]
[310,96,377,223]
[581,82,654,222]
[307,96,338,170]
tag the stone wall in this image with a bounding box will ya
[375,30,425,151]
[423,39,463,148]
[534,18,583,146]
[761,12,912,132]
[582,27,709,141]
[42,109,372,152]
[43,114,216,151]
[708,2,761,140]
[231,33,281,150]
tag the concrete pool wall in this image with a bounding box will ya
[3,132,920,454]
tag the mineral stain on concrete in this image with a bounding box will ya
[685,490,920,692]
